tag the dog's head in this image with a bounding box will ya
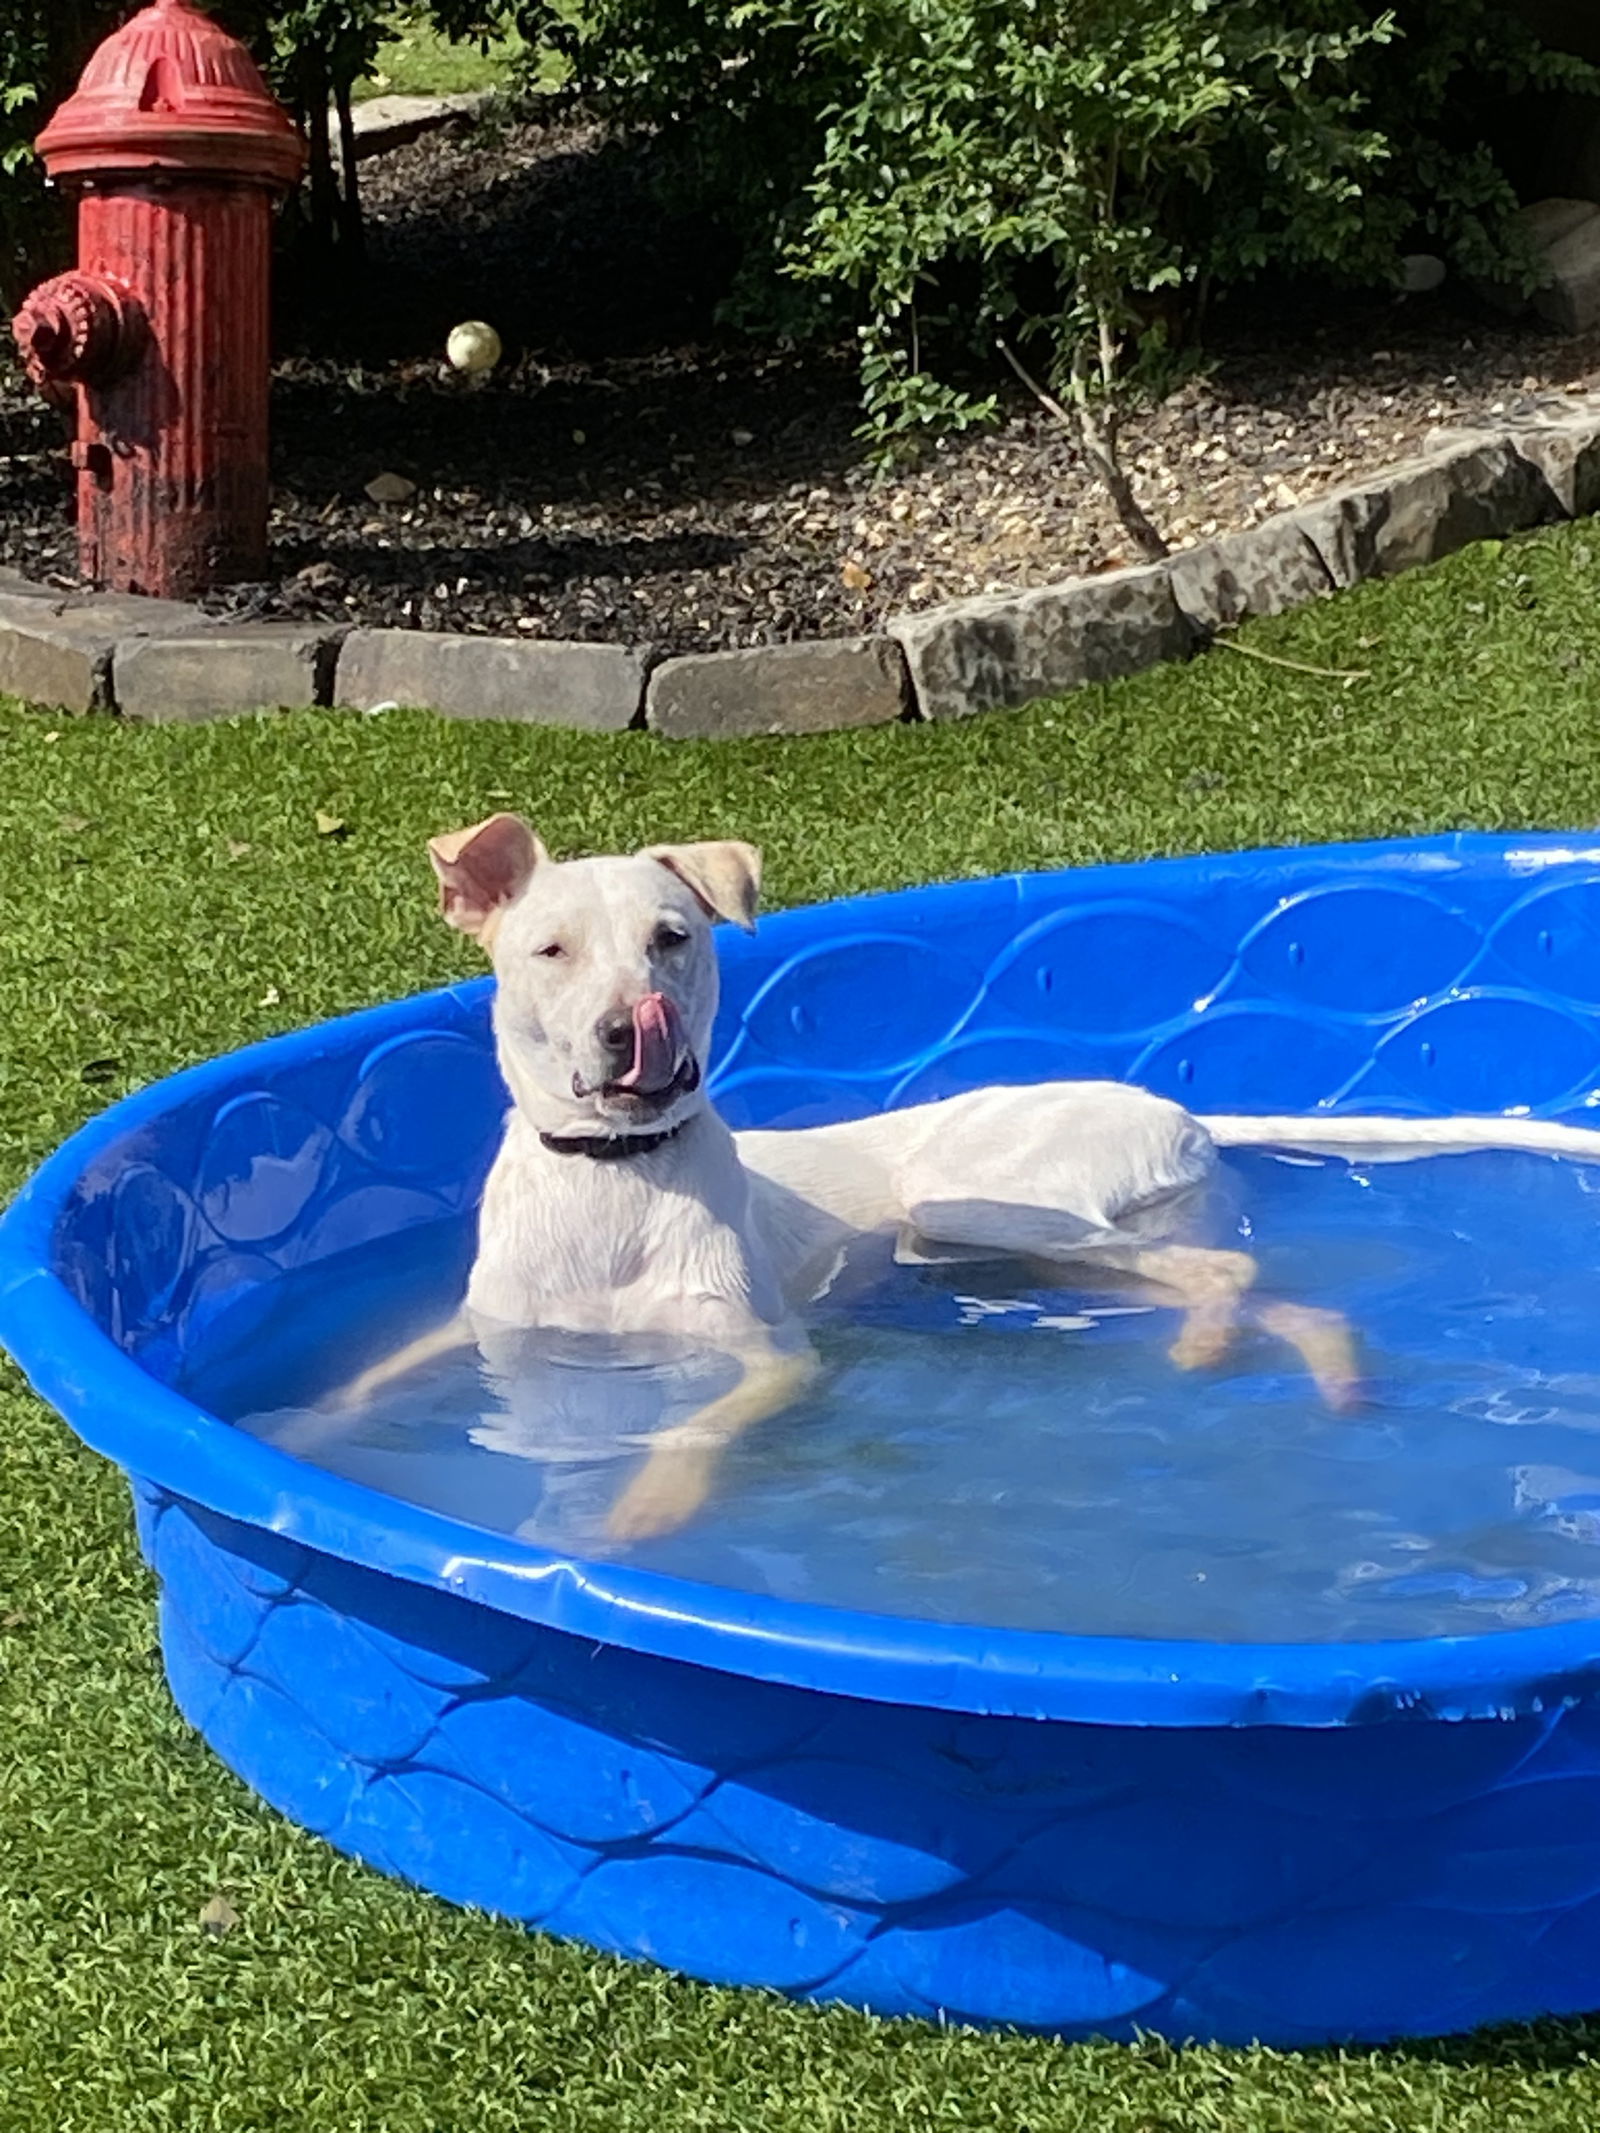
[428,813,760,1136]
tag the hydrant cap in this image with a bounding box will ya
[37,0,306,190]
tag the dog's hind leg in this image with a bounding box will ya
[1253,1299,1362,1412]
[1103,1246,1361,1408]
[606,1336,819,1542]
[1113,1248,1360,1410]
[1116,1244,1259,1374]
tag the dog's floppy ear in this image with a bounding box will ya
[645,841,762,932]
[428,813,547,942]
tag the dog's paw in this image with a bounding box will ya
[321,1366,387,1415]
[265,1407,337,1457]
[1167,1302,1238,1373]
[606,1447,714,1542]
[1256,1301,1363,1414]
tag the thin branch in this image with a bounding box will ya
[998,335,1168,562]
[1097,307,1119,412]
[301,48,338,267]
[1002,332,1079,428]
[997,334,1075,429]
[335,77,365,264]
[1213,635,1370,683]
[1095,138,1120,407]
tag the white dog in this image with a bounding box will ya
[331,813,1377,1542]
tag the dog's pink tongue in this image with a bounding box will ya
[614,992,681,1092]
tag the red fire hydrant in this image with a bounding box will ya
[12,0,305,599]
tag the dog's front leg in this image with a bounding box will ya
[324,1312,478,1412]
[606,1333,818,1542]
[261,1315,478,1462]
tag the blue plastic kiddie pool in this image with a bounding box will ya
[11,830,1600,2047]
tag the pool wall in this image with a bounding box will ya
[138,1480,1600,2046]
[11,831,1600,2044]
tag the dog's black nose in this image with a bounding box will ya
[596,1008,634,1059]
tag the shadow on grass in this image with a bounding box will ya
[1368,2015,1600,2075]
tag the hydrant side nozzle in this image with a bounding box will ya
[11,272,147,391]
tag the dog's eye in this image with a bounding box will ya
[652,924,690,953]
[536,942,567,960]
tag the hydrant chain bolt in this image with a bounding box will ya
[13,0,306,599]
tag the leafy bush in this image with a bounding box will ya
[239,1,404,265]
[529,0,1600,507]
[0,2,125,311]
[529,0,822,331]
[790,0,1409,525]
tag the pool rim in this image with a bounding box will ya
[9,829,1600,1731]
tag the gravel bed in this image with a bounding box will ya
[3,104,1599,654]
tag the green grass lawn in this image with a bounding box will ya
[357,5,563,102]
[10,523,1600,2129]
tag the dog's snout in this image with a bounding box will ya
[597,1008,635,1059]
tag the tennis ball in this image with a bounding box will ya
[446,321,503,375]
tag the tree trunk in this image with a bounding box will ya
[302,49,338,269]
[334,76,365,264]
[997,336,1169,564]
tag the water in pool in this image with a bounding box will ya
[205,1145,1600,1644]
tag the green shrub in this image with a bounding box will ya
[791,0,1409,491]
[530,0,823,330]
[527,0,1600,479]
[241,1,400,264]
[0,2,126,312]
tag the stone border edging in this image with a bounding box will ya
[3,397,1598,734]
[346,90,497,160]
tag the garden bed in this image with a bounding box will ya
[3,105,1600,659]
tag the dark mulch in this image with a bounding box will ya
[4,101,1599,654]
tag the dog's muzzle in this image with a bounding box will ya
[573,992,700,1114]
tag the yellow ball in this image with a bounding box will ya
[446,321,502,375]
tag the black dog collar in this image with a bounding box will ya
[538,1118,691,1162]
